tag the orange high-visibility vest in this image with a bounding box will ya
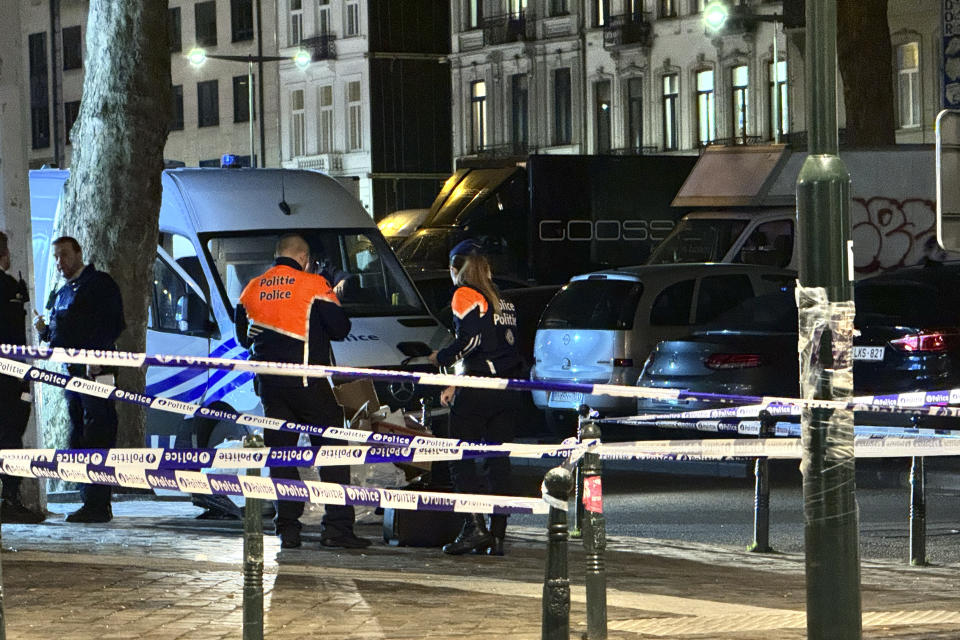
[238,264,339,341]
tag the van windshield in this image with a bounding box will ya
[539,280,643,330]
[203,229,427,317]
[647,218,748,264]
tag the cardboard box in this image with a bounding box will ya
[332,379,379,425]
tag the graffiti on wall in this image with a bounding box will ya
[851,197,954,275]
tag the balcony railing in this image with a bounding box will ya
[302,33,337,61]
[482,11,535,45]
[296,152,343,172]
[462,142,533,161]
[603,12,653,49]
[607,145,661,156]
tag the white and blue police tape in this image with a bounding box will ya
[599,417,960,440]
[0,441,588,470]
[0,458,549,515]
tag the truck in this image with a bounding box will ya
[395,154,698,285]
[647,144,954,276]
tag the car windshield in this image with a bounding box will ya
[698,293,798,334]
[647,218,749,264]
[395,228,458,270]
[539,279,643,330]
[203,229,427,317]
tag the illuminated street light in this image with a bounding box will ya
[703,2,728,32]
[187,47,312,166]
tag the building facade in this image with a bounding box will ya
[447,0,942,165]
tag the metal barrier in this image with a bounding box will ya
[541,466,573,640]
[749,410,775,553]
[909,456,927,566]
[242,434,265,640]
[580,418,607,640]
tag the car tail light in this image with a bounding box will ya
[704,354,763,369]
[613,358,634,367]
[890,332,949,352]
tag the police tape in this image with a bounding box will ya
[599,434,960,461]
[597,417,960,440]
[5,344,960,415]
[0,442,589,470]
[0,458,549,515]
[0,355,597,457]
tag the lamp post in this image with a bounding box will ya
[704,1,782,144]
[187,48,311,167]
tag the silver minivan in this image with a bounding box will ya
[530,263,796,430]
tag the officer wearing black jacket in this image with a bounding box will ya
[235,233,370,550]
[0,232,44,523]
[35,236,125,523]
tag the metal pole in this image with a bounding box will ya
[749,411,774,553]
[248,58,256,167]
[242,434,265,640]
[909,456,927,566]
[541,466,573,640]
[571,406,587,538]
[796,0,861,638]
[581,419,607,640]
[772,19,780,144]
[0,478,7,640]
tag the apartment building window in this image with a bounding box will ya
[470,80,487,153]
[696,69,716,145]
[291,89,305,157]
[168,8,182,53]
[231,0,254,42]
[170,85,184,132]
[896,42,921,128]
[64,101,80,144]
[62,26,82,70]
[509,0,527,16]
[731,65,749,143]
[289,0,303,46]
[692,0,705,12]
[554,68,572,145]
[318,0,331,34]
[660,0,677,18]
[318,85,333,152]
[465,0,482,30]
[197,80,220,127]
[550,0,568,16]
[347,80,363,151]
[595,79,611,153]
[511,74,528,152]
[29,32,50,150]
[233,75,254,123]
[769,59,788,139]
[594,0,609,27]
[627,77,643,151]
[345,0,360,37]
[195,1,217,47]
[662,73,678,151]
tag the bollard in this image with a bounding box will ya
[571,406,588,539]
[242,434,265,640]
[541,466,573,640]
[0,478,7,640]
[909,456,927,566]
[580,420,607,640]
[749,410,774,553]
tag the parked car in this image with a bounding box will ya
[378,208,430,249]
[530,263,795,437]
[635,261,960,429]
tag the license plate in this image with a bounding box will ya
[853,346,885,361]
[548,391,583,408]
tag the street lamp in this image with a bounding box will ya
[187,48,311,167]
[703,1,783,144]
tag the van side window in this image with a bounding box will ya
[695,275,754,323]
[153,254,212,337]
[649,280,694,326]
[736,220,794,267]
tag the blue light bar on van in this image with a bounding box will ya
[221,154,240,168]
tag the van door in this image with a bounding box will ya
[144,246,216,440]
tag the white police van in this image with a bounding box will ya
[29,165,449,447]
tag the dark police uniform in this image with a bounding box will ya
[40,264,125,519]
[0,268,32,508]
[235,256,364,548]
[436,284,524,548]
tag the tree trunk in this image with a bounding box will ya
[56,1,170,448]
[836,0,897,147]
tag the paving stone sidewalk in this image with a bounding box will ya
[0,499,958,639]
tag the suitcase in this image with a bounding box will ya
[382,507,464,547]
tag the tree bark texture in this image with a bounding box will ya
[836,0,897,147]
[55,1,170,448]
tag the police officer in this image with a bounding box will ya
[35,236,125,523]
[428,239,524,556]
[0,232,44,523]
[235,234,370,550]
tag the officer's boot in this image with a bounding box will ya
[486,514,507,556]
[442,513,492,555]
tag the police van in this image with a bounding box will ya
[29,165,449,447]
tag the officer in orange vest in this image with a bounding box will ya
[235,233,370,550]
